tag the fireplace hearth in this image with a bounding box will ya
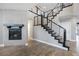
[6,24,24,40]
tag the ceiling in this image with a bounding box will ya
[0,3,57,11]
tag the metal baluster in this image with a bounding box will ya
[59,27,60,36]
[51,19,52,29]
[34,16,35,26]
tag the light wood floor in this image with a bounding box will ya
[0,40,77,56]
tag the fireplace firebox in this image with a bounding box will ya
[6,24,24,40]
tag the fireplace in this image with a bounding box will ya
[6,24,24,40]
[9,28,22,40]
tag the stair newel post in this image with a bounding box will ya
[63,29,66,47]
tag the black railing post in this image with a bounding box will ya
[41,15,43,27]
[63,29,66,47]
[51,19,52,29]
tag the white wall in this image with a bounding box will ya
[0,9,28,46]
[0,9,3,44]
[60,21,72,40]
[57,4,75,41]
[71,18,76,41]
[59,4,73,18]
[34,26,62,46]
[60,18,77,41]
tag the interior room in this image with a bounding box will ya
[0,3,79,56]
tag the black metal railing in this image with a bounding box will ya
[40,15,67,47]
[29,3,73,50]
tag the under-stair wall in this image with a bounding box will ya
[33,26,68,50]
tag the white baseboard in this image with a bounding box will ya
[0,44,5,47]
[68,40,76,42]
[34,39,68,51]
[0,43,28,47]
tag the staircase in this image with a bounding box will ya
[29,3,73,50]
